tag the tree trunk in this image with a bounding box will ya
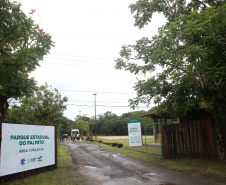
[0,95,9,124]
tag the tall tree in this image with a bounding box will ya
[0,1,53,123]
[115,0,226,115]
[115,1,226,157]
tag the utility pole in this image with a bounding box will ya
[93,93,97,139]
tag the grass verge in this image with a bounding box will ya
[5,145,84,185]
[92,138,226,179]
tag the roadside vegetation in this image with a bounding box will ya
[5,145,84,185]
[92,137,226,179]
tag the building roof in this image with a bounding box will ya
[142,109,174,119]
[142,102,208,119]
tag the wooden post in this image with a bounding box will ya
[202,119,208,158]
[197,120,204,159]
[172,124,177,158]
[175,124,181,157]
[205,120,211,158]
[185,121,191,157]
[193,120,199,158]
[208,119,216,160]
[189,120,195,158]
[161,125,165,159]
[169,125,172,158]
[165,125,169,158]
[179,124,185,158]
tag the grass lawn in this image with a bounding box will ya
[93,137,226,179]
[5,145,85,185]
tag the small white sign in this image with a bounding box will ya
[128,119,142,146]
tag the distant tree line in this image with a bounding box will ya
[88,111,153,136]
[69,111,154,138]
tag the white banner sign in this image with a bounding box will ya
[0,123,55,177]
[128,119,142,146]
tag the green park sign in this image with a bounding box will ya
[128,119,142,147]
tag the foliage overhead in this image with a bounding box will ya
[115,0,226,117]
[0,1,54,123]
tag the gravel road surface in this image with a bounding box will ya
[63,140,225,185]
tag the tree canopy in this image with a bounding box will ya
[0,1,54,123]
[6,83,68,126]
[115,0,226,117]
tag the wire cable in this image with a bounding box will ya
[59,90,135,95]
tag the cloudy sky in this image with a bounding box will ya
[16,0,166,120]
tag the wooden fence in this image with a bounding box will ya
[161,119,216,159]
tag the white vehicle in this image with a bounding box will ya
[71,129,80,140]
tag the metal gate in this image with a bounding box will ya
[144,123,162,158]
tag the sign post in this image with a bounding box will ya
[128,119,142,147]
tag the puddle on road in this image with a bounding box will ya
[84,166,97,169]
[143,172,156,177]
[108,153,120,157]
[96,149,121,158]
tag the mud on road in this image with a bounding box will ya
[63,140,225,185]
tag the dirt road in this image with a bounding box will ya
[63,140,225,185]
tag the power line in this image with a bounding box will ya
[65,104,149,108]
[68,100,129,103]
[66,104,129,107]
[10,100,131,104]
[9,102,149,109]
[59,90,135,95]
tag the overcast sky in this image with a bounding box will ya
[15,0,166,120]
